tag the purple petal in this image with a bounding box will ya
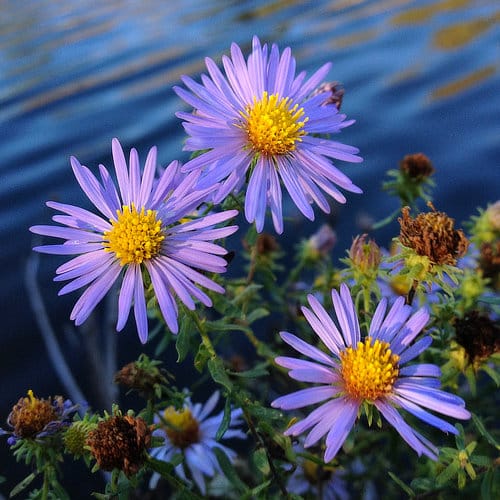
[116,265,135,331]
[375,400,438,460]
[323,398,358,462]
[279,331,336,366]
[272,386,337,410]
[133,267,148,343]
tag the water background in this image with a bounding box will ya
[0,0,499,496]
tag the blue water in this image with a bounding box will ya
[0,0,499,495]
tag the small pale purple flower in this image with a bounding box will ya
[272,284,471,463]
[150,391,246,495]
[30,139,238,343]
[174,36,362,234]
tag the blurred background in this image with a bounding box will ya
[0,0,498,496]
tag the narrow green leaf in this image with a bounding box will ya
[245,307,269,324]
[208,358,233,392]
[470,454,491,467]
[213,447,247,493]
[194,343,210,373]
[481,364,500,386]
[388,471,415,497]
[244,479,272,499]
[252,448,270,475]
[176,318,193,363]
[436,461,459,486]
[472,413,500,449]
[9,472,37,498]
[229,362,269,378]
[215,396,232,441]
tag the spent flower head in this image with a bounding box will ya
[272,284,471,463]
[383,153,435,207]
[30,138,238,343]
[454,311,500,368]
[86,411,151,478]
[114,354,169,399]
[391,204,469,295]
[4,390,77,445]
[175,36,362,234]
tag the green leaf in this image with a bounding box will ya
[470,454,491,467]
[176,317,194,363]
[436,461,459,486]
[208,358,233,392]
[245,307,269,324]
[252,448,270,475]
[481,364,500,386]
[481,468,499,500]
[472,413,500,450]
[388,471,415,497]
[213,447,247,494]
[244,479,272,499]
[215,396,232,441]
[9,472,37,498]
[194,343,210,373]
[229,362,269,378]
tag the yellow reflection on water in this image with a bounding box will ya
[433,11,500,50]
[392,0,471,25]
[430,65,496,100]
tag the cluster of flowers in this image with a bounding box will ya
[2,36,499,499]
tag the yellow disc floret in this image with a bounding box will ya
[241,92,308,156]
[162,407,200,449]
[103,204,164,265]
[339,337,400,401]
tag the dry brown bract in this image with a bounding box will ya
[400,153,435,180]
[86,415,151,477]
[399,204,469,265]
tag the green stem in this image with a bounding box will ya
[41,467,49,500]
[188,309,216,357]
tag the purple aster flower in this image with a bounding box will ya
[149,391,246,495]
[174,36,362,234]
[30,139,238,343]
[272,284,471,463]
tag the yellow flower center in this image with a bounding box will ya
[339,337,400,401]
[103,204,164,266]
[162,407,200,449]
[241,91,308,156]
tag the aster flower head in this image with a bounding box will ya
[150,390,245,495]
[86,413,151,477]
[272,284,471,463]
[3,390,77,445]
[30,139,238,343]
[174,36,362,234]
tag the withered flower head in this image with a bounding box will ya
[6,390,75,443]
[86,414,151,477]
[399,204,469,266]
[399,153,435,180]
[255,233,279,255]
[311,81,345,110]
[114,357,168,398]
[479,241,500,290]
[454,311,500,365]
[349,234,381,272]
[8,390,58,439]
